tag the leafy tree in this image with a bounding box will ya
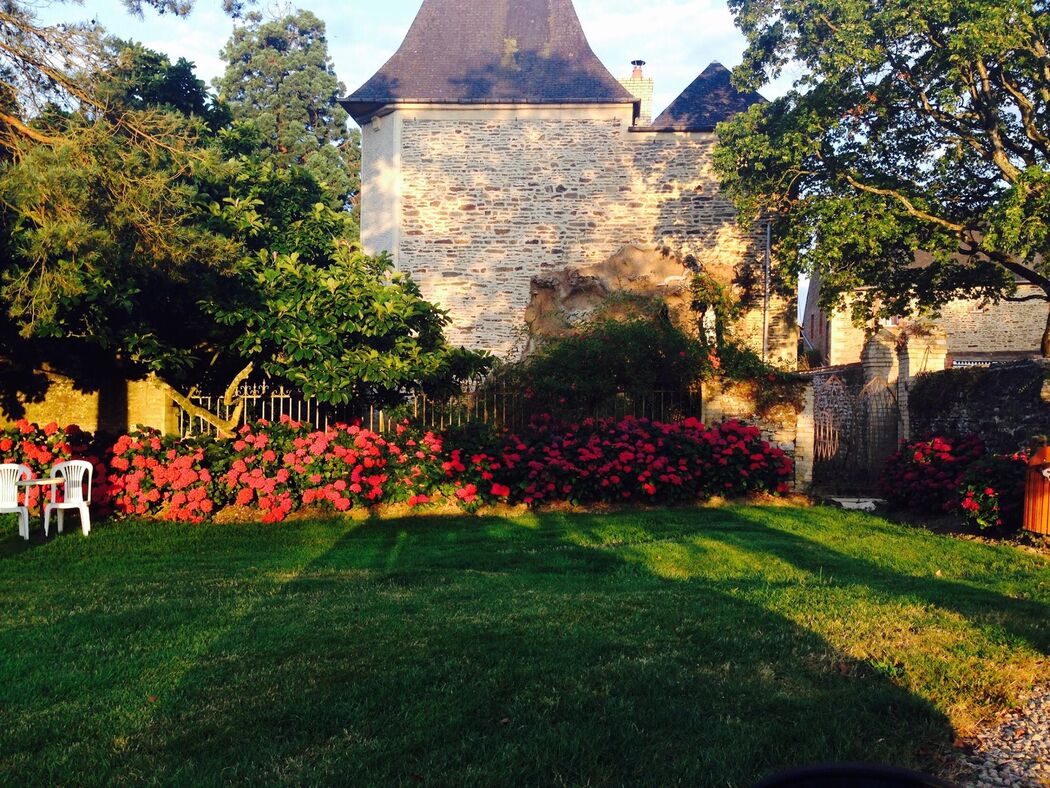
[206,247,489,412]
[97,39,232,129]
[215,9,359,208]
[0,43,484,432]
[713,0,1050,355]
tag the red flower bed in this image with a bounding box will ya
[882,434,1032,530]
[106,430,213,522]
[958,451,1029,530]
[2,416,795,525]
[482,417,793,506]
[0,420,111,514]
[881,434,985,513]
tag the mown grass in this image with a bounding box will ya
[1,505,1048,786]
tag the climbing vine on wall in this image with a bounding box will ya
[690,272,806,417]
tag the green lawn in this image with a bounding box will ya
[1,506,1048,786]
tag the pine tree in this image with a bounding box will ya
[215,9,359,207]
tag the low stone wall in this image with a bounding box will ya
[702,378,815,490]
[0,371,179,435]
[908,360,1050,452]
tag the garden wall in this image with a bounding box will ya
[702,379,815,489]
[908,360,1050,453]
[0,370,178,435]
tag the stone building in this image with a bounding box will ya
[342,0,796,363]
[802,272,1045,368]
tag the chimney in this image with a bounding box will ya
[619,59,655,126]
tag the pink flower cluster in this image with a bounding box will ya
[495,417,793,505]
[3,415,796,524]
[957,451,1029,530]
[0,420,109,513]
[882,434,986,513]
[107,431,213,522]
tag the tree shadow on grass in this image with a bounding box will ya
[101,511,961,786]
[699,507,1050,655]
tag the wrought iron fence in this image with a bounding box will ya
[176,381,702,437]
[177,382,359,437]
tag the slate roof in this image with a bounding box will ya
[649,62,765,132]
[342,0,639,123]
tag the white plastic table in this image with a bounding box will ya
[15,478,64,489]
[15,478,64,532]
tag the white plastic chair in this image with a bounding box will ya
[44,461,92,537]
[0,463,32,540]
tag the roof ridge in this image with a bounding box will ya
[649,61,765,132]
[342,0,638,123]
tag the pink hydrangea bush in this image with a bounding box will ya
[107,430,214,522]
[881,434,986,513]
[3,415,795,525]
[957,451,1029,530]
[0,420,111,513]
[531,417,792,505]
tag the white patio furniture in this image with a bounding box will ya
[0,463,32,540]
[44,461,92,537]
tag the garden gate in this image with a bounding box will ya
[812,374,900,494]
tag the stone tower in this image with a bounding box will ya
[342,0,795,363]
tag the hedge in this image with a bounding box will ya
[1,416,794,524]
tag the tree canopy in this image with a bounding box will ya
[215,10,359,208]
[0,34,484,431]
[713,0,1050,355]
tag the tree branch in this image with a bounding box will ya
[844,174,967,232]
[987,252,1050,293]
[0,110,60,145]
[971,58,1024,180]
[1004,293,1049,302]
[164,382,240,437]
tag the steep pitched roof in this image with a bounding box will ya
[650,62,765,132]
[342,0,638,123]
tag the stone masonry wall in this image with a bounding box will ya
[937,284,1045,355]
[396,115,795,362]
[908,360,1050,453]
[0,372,180,435]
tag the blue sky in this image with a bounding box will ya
[36,0,796,126]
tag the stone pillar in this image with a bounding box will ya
[127,377,181,435]
[896,326,948,440]
[860,327,900,387]
[792,383,815,490]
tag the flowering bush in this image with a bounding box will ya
[106,430,213,522]
[3,416,794,525]
[490,417,793,506]
[881,434,985,513]
[958,452,1029,530]
[0,420,111,514]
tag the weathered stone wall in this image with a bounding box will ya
[385,106,795,362]
[806,282,1045,367]
[937,284,1045,355]
[908,360,1050,453]
[1,372,180,435]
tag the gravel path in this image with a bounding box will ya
[956,683,1050,787]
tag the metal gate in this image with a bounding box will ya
[812,374,900,495]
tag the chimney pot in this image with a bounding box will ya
[631,59,645,79]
